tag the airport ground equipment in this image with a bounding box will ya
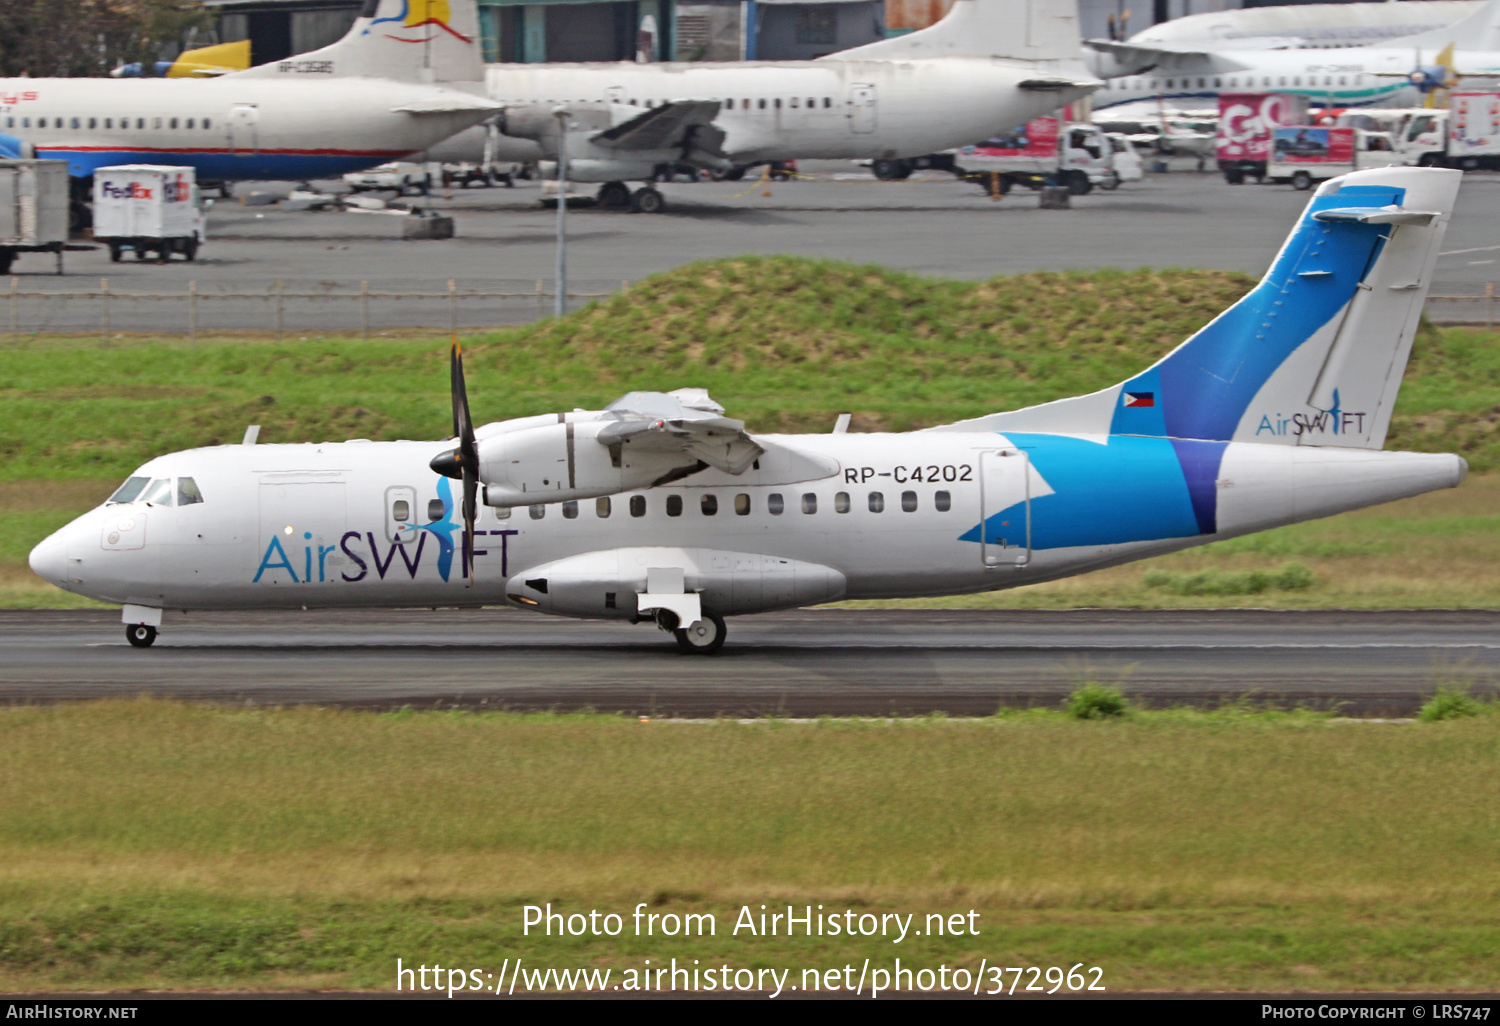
[0,159,70,274]
[1269,127,1403,189]
[1395,94,1500,169]
[1217,92,1308,184]
[92,165,207,263]
[877,118,1140,195]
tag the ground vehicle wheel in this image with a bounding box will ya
[501,173,515,188]
[1462,157,1481,171]
[126,624,156,648]
[1224,169,1244,185]
[108,243,123,262]
[629,187,665,214]
[135,245,148,261]
[0,249,12,275]
[1291,170,1313,191]
[675,613,726,655]
[598,181,631,209]
[714,165,747,181]
[1098,172,1120,191]
[871,158,912,180]
[1065,170,1093,195]
[183,238,198,262]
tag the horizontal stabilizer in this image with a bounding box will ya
[1312,206,1440,226]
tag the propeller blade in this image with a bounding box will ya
[463,473,478,586]
[448,334,480,586]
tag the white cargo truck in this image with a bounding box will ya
[1394,95,1500,170]
[1267,127,1403,190]
[92,165,208,263]
[0,159,70,275]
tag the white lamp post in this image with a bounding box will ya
[553,106,571,319]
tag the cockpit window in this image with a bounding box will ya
[109,476,151,503]
[139,478,175,506]
[177,477,204,505]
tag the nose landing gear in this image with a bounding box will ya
[126,624,157,648]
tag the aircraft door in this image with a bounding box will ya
[979,449,1030,567]
[257,480,347,585]
[228,104,259,155]
[847,85,876,133]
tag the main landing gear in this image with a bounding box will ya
[126,624,157,648]
[654,610,727,655]
[595,181,667,214]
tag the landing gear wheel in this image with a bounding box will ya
[126,624,157,648]
[674,613,726,655]
[1065,170,1093,195]
[598,181,631,209]
[629,186,665,214]
[871,158,912,181]
[1291,170,1313,191]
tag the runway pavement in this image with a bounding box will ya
[3,608,1496,717]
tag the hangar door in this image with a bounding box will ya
[979,449,1030,567]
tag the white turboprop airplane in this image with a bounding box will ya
[30,165,1468,653]
[1089,0,1500,111]
[0,0,499,181]
[32,166,1464,648]
[1121,1,1482,52]
[426,0,1101,212]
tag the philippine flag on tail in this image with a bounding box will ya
[1124,391,1155,408]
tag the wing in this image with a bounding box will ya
[1084,39,1252,75]
[596,414,764,476]
[591,100,723,152]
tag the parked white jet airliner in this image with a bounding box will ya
[30,166,1467,654]
[1089,0,1500,111]
[0,0,499,181]
[430,0,1101,211]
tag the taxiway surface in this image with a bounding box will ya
[3,608,1495,717]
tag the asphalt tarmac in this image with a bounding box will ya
[4,608,1496,717]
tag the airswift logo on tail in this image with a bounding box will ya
[366,0,473,43]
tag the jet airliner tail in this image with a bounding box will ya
[1389,0,1500,53]
[228,0,484,83]
[937,166,1462,452]
[829,0,1087,65]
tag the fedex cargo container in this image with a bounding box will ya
[1216,93,1308,184]
[92,165,207,263]
[0,159,69,274]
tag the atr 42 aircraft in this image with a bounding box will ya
[0,0,499,180]
[429,0,1100,212]
[30,166,1468,654]
[1089,0,1500,111]
[1121,1,1481,52]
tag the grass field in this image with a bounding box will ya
[4,259,1499,610]
[1,700,1498,992]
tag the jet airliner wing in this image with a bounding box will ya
[596,393,764,476]
[591,100,723,152]
[1084,38,1253,74]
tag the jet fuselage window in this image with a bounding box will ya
[596,496,611,518]
[177,477,204,506]
[137,118,145,129]
[823,97,831,108]
[768,493,784,515]
[667,494,683,517]
[726,98,734,109]
[630,495,646,517]
[834,492,850,513]
[758,98,767,110]
[392,499,410,521]
[103,118,111,129]
[901,491,917,512]
[935,490,951,512]
[186,117,195,129]
[734,493,750,515]
[528,504,544,519]
[807,97,814,107]
[36,118,46,128]
[109,475,151,503]
[140,478,175,507]
[774,98,781,109]
[562,500,578,519]
[203,118,211,129]
[801,493,817,514]
[494,506,512,520]
[427,499,444,521]
[701,494,718,515]
[71,117,80,129]
[868,491,884,513]
[88,117,97,129]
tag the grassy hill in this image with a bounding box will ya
[5,257,1499,607]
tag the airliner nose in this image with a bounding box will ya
[28,537,67,586]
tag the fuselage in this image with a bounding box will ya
[0,77,495,179]
[29,431,1464,617]
[471,58,1096,164]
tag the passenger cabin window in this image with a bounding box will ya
[667,494,683,517]
[758,98,767,109]
[562,500,578,519]
[36,118,46,128]
[734,493,750,515]
[834,492,850,513]
[935,490,951,512]
[427,499,444,521]
[110,476,151,503]
[630,495,646,517]
[768,493,784,515]
[526,504,543,519]
[141,478,174,507]
[88,117,97,129]
[823,97,831,107]
[726,98,734,109]
[392,499,410,521]
[801,493,817,514]
[701,494,718,515]
[71,117,80,129]
[868,491,884,512]
[186,117,195,129]
[493,506,511,520]
[596,496,611,518]
[177,477,204,506]
[203,118,211,129]
[901,490,917,512]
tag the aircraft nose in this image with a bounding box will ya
[28,537,68,585]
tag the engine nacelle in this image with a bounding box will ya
[506,546,848,620]
[477,419,697,507]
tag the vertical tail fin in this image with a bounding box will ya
[828,0,1086,63]
[939,166,1461,451]
[1392,0,1500,53]
[228,0,483,82]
